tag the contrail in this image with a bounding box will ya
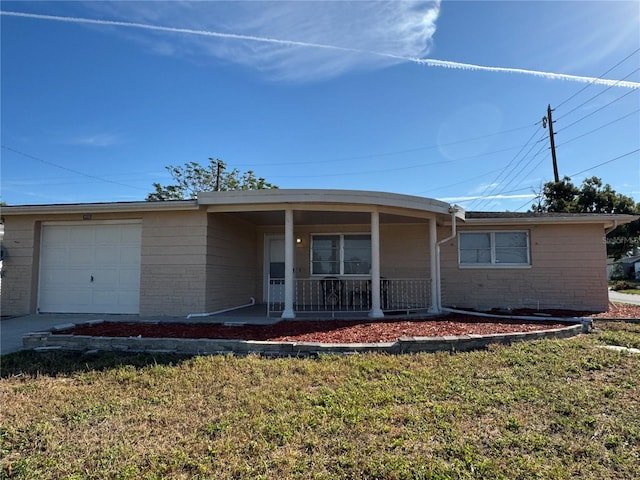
[3,10,639,89]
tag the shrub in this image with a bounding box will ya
[611,280,639,291]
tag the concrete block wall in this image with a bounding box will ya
[440,223,609,312]
[205,213,259,312]
[380,223,431,278]
[139,210,209,316]
[0,216,39,316]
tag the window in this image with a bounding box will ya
[311,234,371,275]
[459,231,529,266]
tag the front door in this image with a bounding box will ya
[264,235,286,304]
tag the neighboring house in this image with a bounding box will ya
[613,255,640,280]
[1,189,636,318]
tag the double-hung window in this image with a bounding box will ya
[311,234,371,275]
[459,231,530,267]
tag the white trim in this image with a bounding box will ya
[458,230,531,267]
[41,219,142,226]
[4,201,198,215]
[199,189,456,217]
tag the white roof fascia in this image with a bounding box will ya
[198,189,460,218]
[1,200,199,216]
[458,214,638,229]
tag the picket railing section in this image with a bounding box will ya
[267,277,431,316]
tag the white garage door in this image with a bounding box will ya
[38,222,142,314]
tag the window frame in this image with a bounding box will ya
[458,230,531,268]
[310,233,372,276]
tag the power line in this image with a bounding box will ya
[472,141,549,211]
[557,88,638,133]
[569,148,640,177]
[414,166,506,196]
[555,47,640,109]
[232,123,539,168]
[556,108,640,149]
[512,148,640,212]
[555,67,640,122]
[268,143,541,179]
[1,145,148,191]
[468,126,546,210]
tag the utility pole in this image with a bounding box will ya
[542,104,559,182]
[211,158,222,191]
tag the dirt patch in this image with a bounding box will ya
[63,315,575,344]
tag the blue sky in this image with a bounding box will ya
[1,0,639,211]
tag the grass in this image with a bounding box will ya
[617,289,640,295]
[1,321,639,479]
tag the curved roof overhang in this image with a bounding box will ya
[199,189,464,225]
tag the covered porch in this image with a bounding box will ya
[201,190,464,320]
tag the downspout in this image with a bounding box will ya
[604,220,618,235]
[435,206,459,313]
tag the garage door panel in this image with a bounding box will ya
[119,246,141,263]
[69,247,94,266]
[93,269,119,285]
[41,247,69,267]
[43,228,70,245]
[119,269,141,287]
[94,246,118,266]
[39,288,91,313]
[120,227,141,243]
[39,223,141,314]
[69,226,95,244]
[94,226,121,244]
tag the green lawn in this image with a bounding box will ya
[618,289,640,295]
[1,321,639,480]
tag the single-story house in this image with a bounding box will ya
[612,255,640,280]
[1,189,636,318]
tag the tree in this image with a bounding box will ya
[146,158,277,201]
[532,176,578,213]
[532,176,639,259]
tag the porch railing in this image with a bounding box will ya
[267,277,432,317]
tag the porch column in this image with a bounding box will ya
[428,217,440,313]
[369,210,384,318]
[281,208,296,319]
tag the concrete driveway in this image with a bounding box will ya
[0,314,146,355]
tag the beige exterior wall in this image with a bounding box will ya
[380,224,430,278]
[139,210,208,316]
[440,223,609,312]
[257,222,432,281]
[205,213,259,312]
[1,216,40,316]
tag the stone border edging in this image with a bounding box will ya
[23,320,584,356]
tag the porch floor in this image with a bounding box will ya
[197,304,439,325]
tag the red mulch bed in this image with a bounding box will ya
[58,303,639,344]
[591,303,640,319]
[64,315,576,344]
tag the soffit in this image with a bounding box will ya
[219,210,431,226]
